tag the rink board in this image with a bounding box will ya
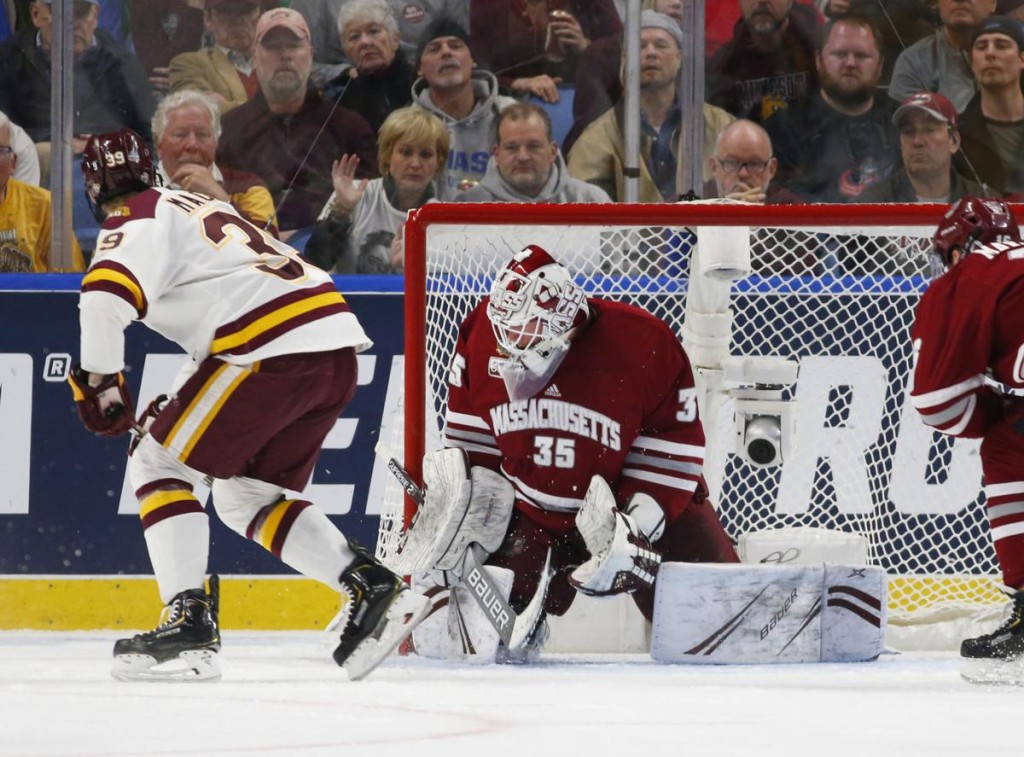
[0,274,1004,633]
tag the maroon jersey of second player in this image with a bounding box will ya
[442,297,707,535]
[910,236,1024,588]
[910,240,1024,439]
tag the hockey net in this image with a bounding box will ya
[377,202,1007,645]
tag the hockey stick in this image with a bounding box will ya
[984,374,1024,398]
[376,443,554,649]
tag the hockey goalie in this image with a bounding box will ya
[394,244,738,661]
[389,244,888,665]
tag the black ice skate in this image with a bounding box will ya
[333,551,429,681]
[111,576,221,682]
[960,591,1024,685]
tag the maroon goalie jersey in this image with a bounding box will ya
[910,241,1024,439]
[443,298,706,534]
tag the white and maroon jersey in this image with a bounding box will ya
[79,187,371,373]
[910,240,1024,438]
[444,298,706,533]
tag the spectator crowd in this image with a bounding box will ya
[1,0,1024,272]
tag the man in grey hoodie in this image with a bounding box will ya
[456,102,612,203]
[411,17,517,199]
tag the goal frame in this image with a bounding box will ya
[394,200,1016,648]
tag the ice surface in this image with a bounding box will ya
[1,631,1020,757]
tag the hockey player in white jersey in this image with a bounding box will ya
[68,128,428,682]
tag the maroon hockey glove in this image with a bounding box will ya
[68,366,135,437]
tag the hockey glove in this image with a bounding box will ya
[68,366,135,437]
[569,475,661,596]
[128,394,170,455]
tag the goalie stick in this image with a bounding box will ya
[376,443,554,649]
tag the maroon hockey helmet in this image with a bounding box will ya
[487,245,589,357]
[81,128,158,221]
[932,197,1020,269]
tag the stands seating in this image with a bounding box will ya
[528,85,576,149]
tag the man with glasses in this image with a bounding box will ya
[703,119,811,275]
[0,112,84,272]
[169,0,262,114]
[704,119,800,204]
[0,0,154,180]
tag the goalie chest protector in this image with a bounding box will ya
[650,562,886,664]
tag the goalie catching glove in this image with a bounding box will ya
[68,365,135,437]
[569,475,662,596]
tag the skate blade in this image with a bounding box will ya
[344,591,430,681]
[960,656,1024,686]
[112,648,222,682]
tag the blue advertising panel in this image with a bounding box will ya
[0,275,406,576]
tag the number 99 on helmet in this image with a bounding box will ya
[487,245,589,357]
[80,128,158,222]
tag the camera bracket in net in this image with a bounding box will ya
[722,357,798,468]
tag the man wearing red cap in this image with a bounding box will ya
[860,91,992,203]
[216,7,378,234]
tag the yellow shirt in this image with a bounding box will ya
[0,178,85,272]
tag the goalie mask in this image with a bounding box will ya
[81,128,159,222]
[932,197,1020,270]
[487,245,589,358]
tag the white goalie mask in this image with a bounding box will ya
[486,245,589,358]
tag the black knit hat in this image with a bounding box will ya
[972,15,1024,52]
[416,17,473,65]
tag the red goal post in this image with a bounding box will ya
[388,201,1012,633]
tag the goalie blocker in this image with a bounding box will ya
[651,563,886,664]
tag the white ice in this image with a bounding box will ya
[1,632,1020,757]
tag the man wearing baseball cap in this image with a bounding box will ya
[169,0,263,114]
[861,91,991,203]
[958,15,1024,196]
[216,7,379,233]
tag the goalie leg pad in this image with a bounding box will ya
[394,449,515,573]
[410,573,453,660]
[650,563,886,664]
[409,567,515,663]
[449,566,515,664]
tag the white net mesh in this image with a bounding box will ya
[378,203,1006,625]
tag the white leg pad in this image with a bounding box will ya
[820,563,888,662]
[448,566,514,664]
[410,567,515,664]
[651,562,886,664]
[410,573,453,660]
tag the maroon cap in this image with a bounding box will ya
[255,8,310,45]
[892,92,958,129]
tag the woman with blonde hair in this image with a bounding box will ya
[305,106,449,274]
